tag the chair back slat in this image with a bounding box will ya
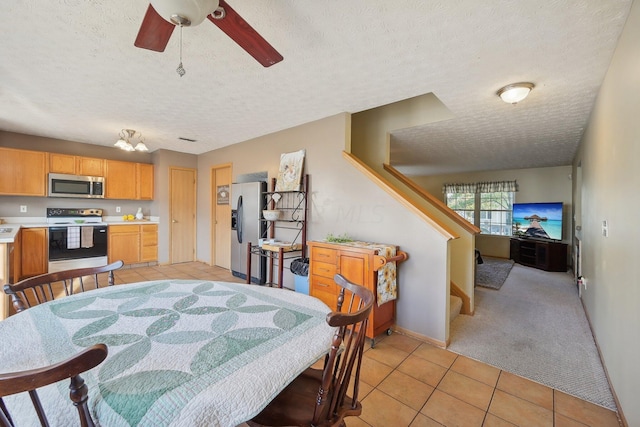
[28,389,48,426]
[3,261,124,313]
[0,344,107,427]
[310,273,374,426]
[0,397,13,426]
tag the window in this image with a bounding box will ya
[479,192,514,236]
[444,181,517,236]
[445,192,475,224]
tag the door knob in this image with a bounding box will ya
[172,219,178,223]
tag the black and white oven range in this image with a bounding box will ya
[46,208,108,273]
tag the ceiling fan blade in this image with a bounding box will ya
[208,0,283,67]
[134,4,175,52]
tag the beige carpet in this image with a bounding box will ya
[449,263,616,410]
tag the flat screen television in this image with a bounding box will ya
[512,202,563,241]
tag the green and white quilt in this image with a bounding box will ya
[0,280,334,426]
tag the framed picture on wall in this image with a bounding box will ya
[275,149,305,191]
[217,185,229,205]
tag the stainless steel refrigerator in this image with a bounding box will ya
[231,181,266,283]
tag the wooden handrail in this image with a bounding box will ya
[383,163,481,235]
[373,250,408,271]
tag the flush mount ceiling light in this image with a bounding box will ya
[497,82,535,104]
[115,129,148,152]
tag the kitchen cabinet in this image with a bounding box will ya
[105,160,138,200]
[108,225,140,264]
[308,241,406,345]
[141,224,158,262]
[108,224,158,265]
[50,153,105,176]
[105,160,154,200]
[0,147,47,196]
[137,163,154,200]
[20,228,48,279]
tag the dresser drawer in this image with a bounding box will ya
[310,274,337,295]
[312,288,337,311]
[310,246,337,264]
[311,261,336,279]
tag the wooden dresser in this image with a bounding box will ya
[308,241,406,345]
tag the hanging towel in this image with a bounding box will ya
[375,245,397,306]
[81,226,94,248]
[67,226,80,249]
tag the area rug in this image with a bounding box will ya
[475,256,514,290]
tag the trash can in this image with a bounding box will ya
[291,258,309,294]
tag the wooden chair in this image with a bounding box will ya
[0,343,108,427]
[249,273,374,427]
[3,260,124,313]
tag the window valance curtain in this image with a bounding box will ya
[443,180,518,194]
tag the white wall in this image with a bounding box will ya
[575,0,640,424]
[197,113,452,344]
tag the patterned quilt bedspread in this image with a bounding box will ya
[0,280,334,426]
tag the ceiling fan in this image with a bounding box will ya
[134,0,283,68]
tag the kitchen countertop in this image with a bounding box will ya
[0,225,20,244]
[0,217,160,243]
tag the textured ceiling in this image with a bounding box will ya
[0,1,632,175]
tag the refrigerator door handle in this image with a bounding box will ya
[237,195,243,243]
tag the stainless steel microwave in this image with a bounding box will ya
[48,173,105,198]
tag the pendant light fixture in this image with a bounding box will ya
[114,129,149,152]
[497,82,535,104]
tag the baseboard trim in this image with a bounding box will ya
[393,325,448,349]
[580,298,627,426]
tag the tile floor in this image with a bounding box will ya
[116,262,622,427]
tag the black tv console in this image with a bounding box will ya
[509,238,568,272]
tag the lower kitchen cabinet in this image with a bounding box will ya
[141,224,158,262]
[108,224,158,265]
[108,225,140,265]
[20,227,48,279]
[308,241,399,345]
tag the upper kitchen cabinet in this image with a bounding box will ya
[0,147,47,196]
[105,160,137,199]
[137,163,154,200]
[105,159,154,200]
[50,153,105,176]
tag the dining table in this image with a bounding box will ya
[0,279,335,427]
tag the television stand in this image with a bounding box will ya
[509,238,567,272]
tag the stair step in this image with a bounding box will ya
[450,295,463,323]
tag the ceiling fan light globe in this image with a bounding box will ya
[114,138,128,148]
[151,0,220,27]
